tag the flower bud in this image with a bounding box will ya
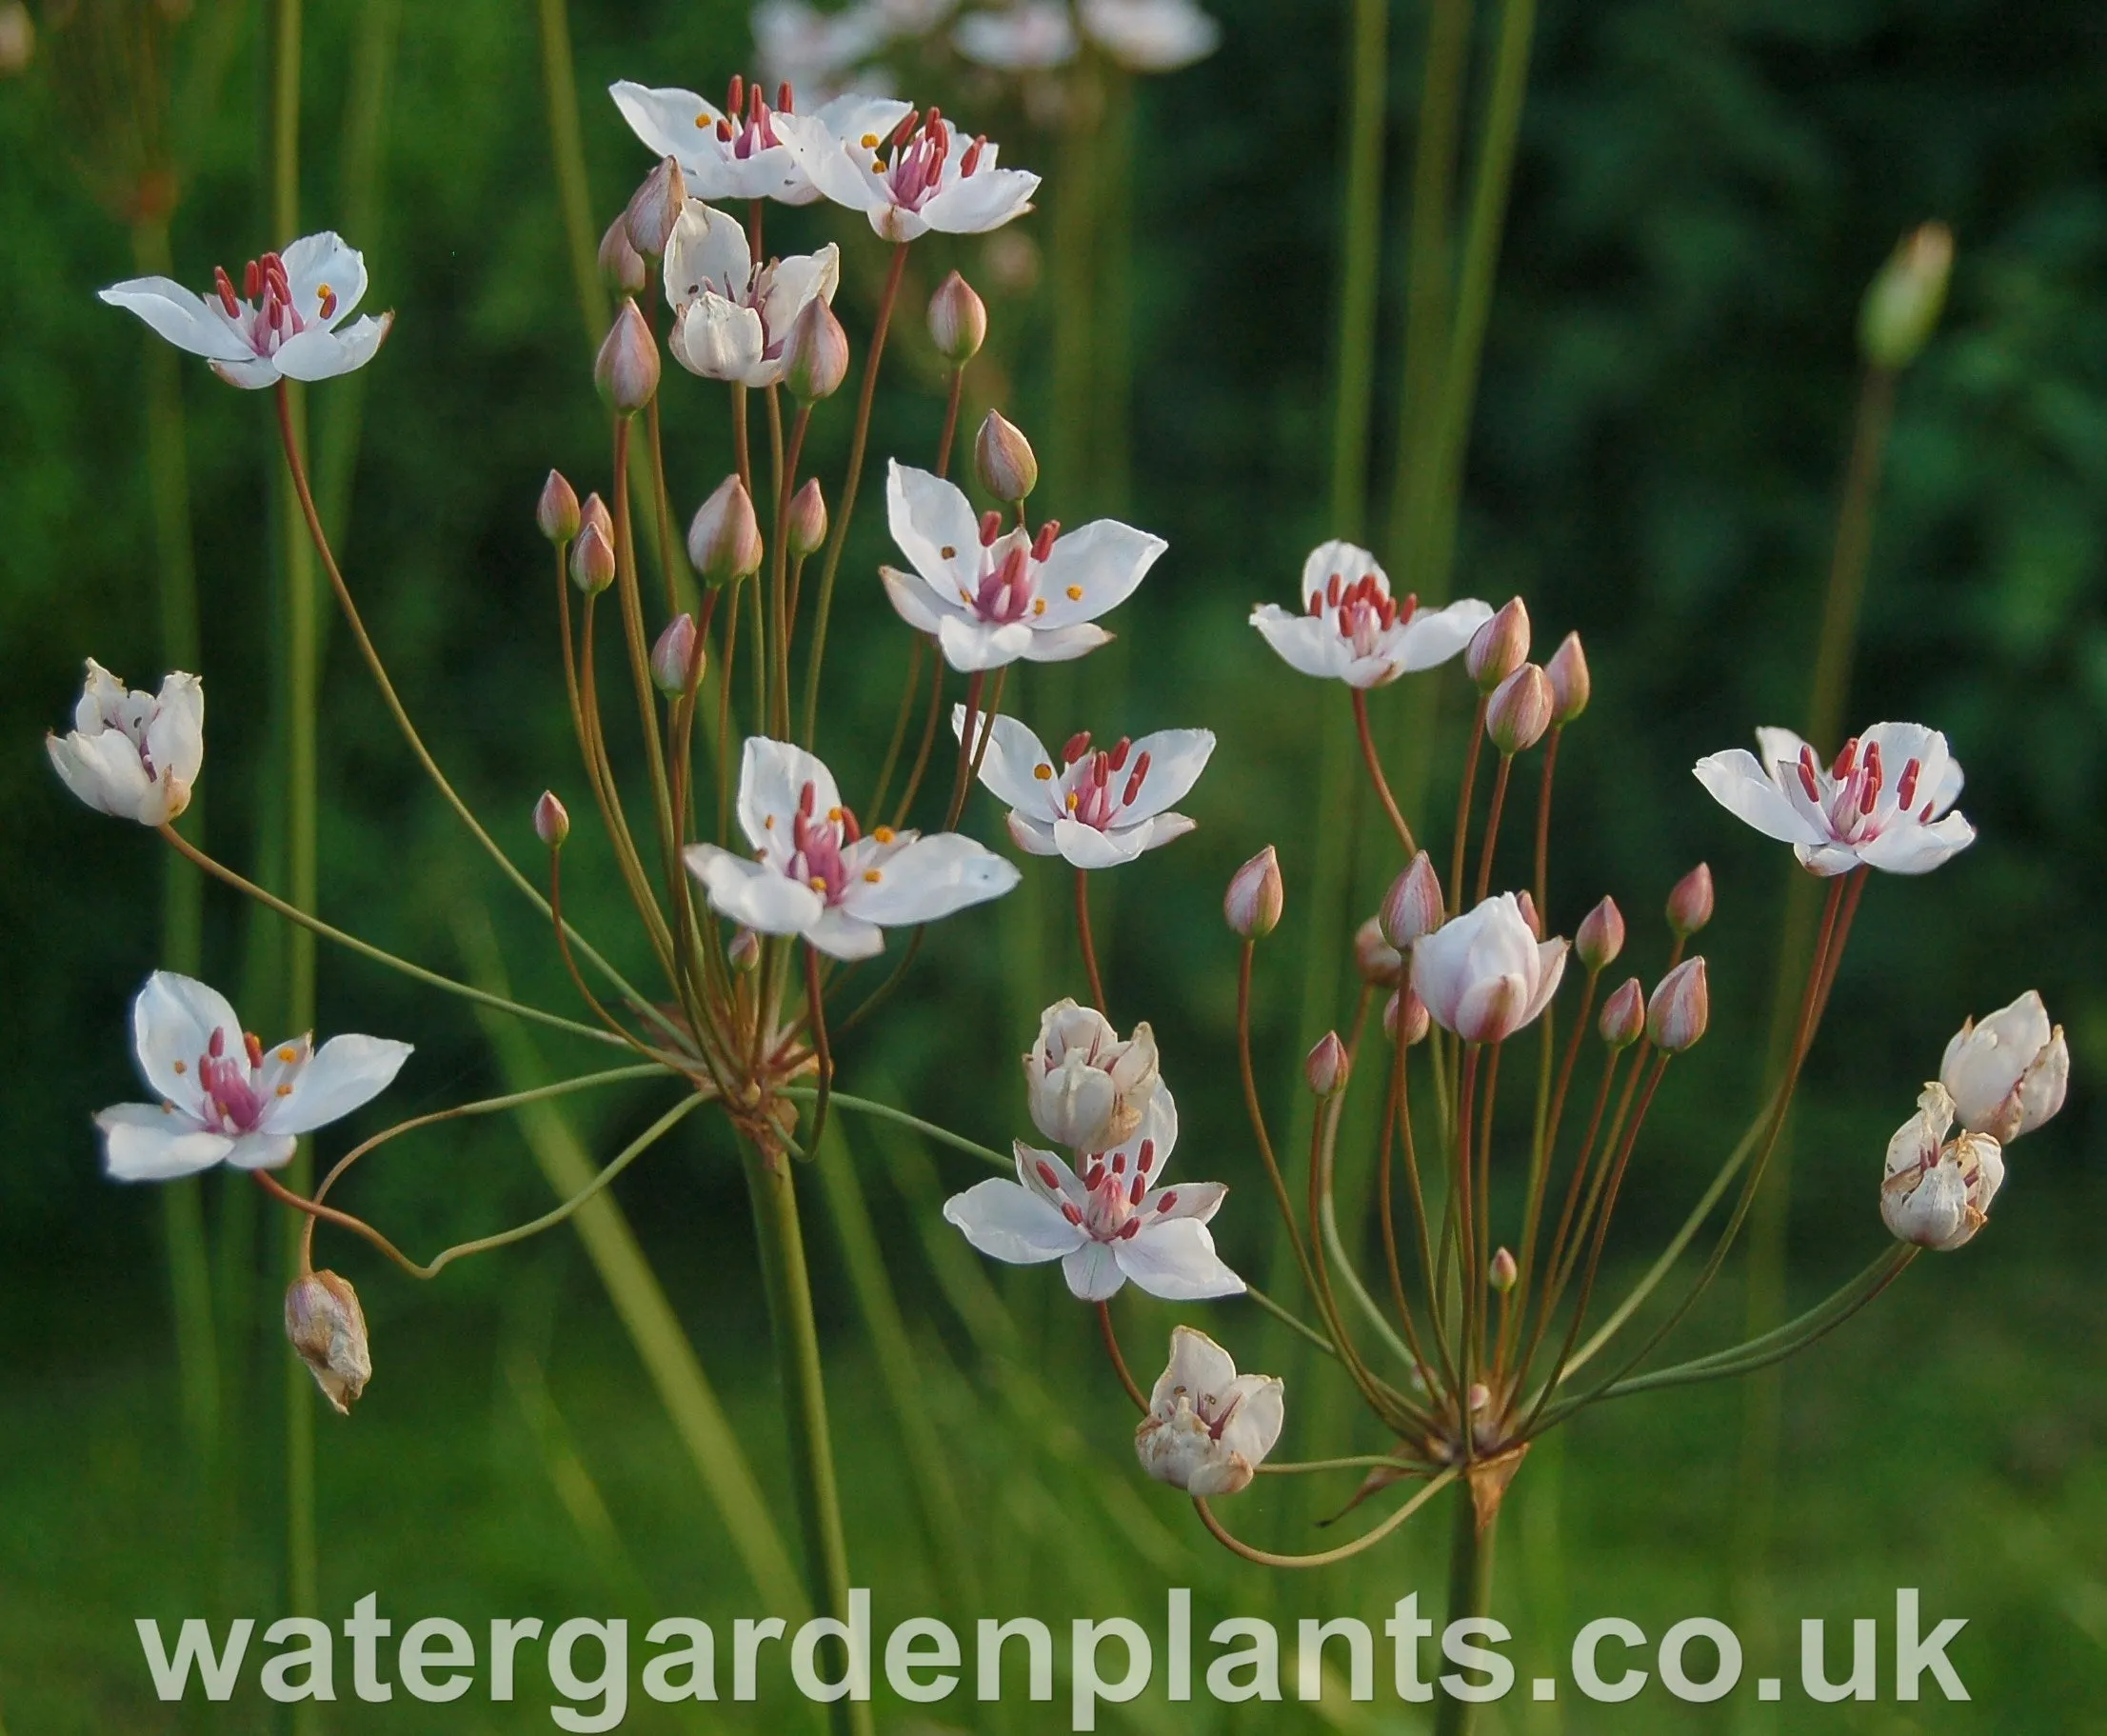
[533,789,570,848]
[687,475,764,587]
[597,212,647,294]
[285,1269,371,1416]
[580,490,613,548]
[1514,888,1544,940]
[1024,1001,1160,1152]
[1485,663,1555,755]
[928,269,987,364]
[781,295,850,403]
[569,521,616,594]
[594,298,660,414]
[1859,222,1953,371]
[1939,989,2068,1145]
[1573,896,1624,971]
[1488,1247,1518,1292]
[1382,987,1432,1047]
[727,928,762,973]
[786,478,828,558]
[974,409,1038,503]
[537,469,581,545]
[1545,630,1590,724]
[1881,1082,2003,1252]
[1379,851,1443,949]
[1599,977,1644,1049]
[625,156,687,258]
[1304,1030,1350,1098]
[1342,919,1399,988]
[1646,957,1709,1053]
[1223,845,1283,939]
[0,4,34,77]
[1465,597,1530,691]
[651,612,703,695]
[1666,862,1714,939]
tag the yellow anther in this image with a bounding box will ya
[764,814,776,828]
[871,158,886,173]
[277,1047,298,1063]
[828,806,844,822]
[811,875,828,891]
[1065,791,1079,811]
[861,132,880,148]
[317,282,331,300]
[1032,598,1046,616]
[940,545,956,558]
[1065,585,1083,601]
[275,1085,294,1097]
[863,868,884,883]
[172,1060,187,1074]
[873,826,896,843]
[697,112,710,128]
[1033,764,1054,781]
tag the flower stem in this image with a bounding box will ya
[1328,0,1391,537]
[1353,688,1416,855]
[1474,754,1514,905]
[1074,868,1107,1013]
[803,944,834,1159]
[1196,1467,1460,1570]
[1097,1302,1147,1412]
[1448,699,1487,914]
[1433,1484,1499,1735]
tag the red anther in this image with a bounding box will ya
[1107,736,1131,772]
[1339,611,1356,638]
[748,83,765,124]
[1062,730,1091,765]
[1111,1150,1124,1174]
[1378,596,1398,630]
[838,807,862,844]
[1834,736,1859,779]
[209,1027,227,1058]
[1919,800,1936,821]
[798,780,817,816]
[1123,752,1150,808]
[1798,744,1821,802]
[1129,1172,1145,1207]
[1137,1138,1155,1172]
[960,135,985,175]
[979,509,1003,547]
[1860,768,1881,815]
[213,267,240,316]
[244,1031,265,1068]
[1898,757,1921,808]
[726,73,745,118]
[925,106,942,132]
[1091,751,1109,788]
[1035,1159,1061,1190]
[1084,1163,1103,1190]
[892,109,921,149]
[244,259,262,298]
[317,288,338,319]
[777,82,792,112]
[1397,590,1419,625]
[1119,1218,1143,1240]
[1325,571,1342,607]
[1031,520,1060,561]
[716,117,734,140]
[1156,1190,1177,1213]
[1307,590,1323,614]
[1061,1202,1083,1226]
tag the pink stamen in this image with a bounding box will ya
[798,781,817,817]
[1137,1138,1155,1172]
[1123,751,1150,808]
[1898,757,1921,808]
[1032,521,1059,562]
[1036,1160,1061,1190]
[1062,731,1091,765]
[1107,737,1130,772]
[213,267,240,316]
[979,509,1003,547]
[1798,745,1821,802]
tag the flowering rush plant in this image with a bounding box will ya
[62,57,2062,1736]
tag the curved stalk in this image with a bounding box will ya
[1097,1302,1147,1412]
[1196,1467,1460,1570]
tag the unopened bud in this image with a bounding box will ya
[0,4,33,77]
[1647,957,1710,1053]
[537,469,581,544]
[533,789,571,848]
[598,212,647,294]
[687,475,764,586]
[651,612,704,694]
[1354,916,1404,987]
[787,478,828,558]
[1223,846,1283,939]
[1382,987,1431,1047]
[285,1270,371,1416]
[580,491,614,547]
[1380,851,1444,949]
[974,409,1038,503]
[1599,977,1644,1049]
[570,521,616,593]
[1666,863,1714,939]
[626,156,687,258]
[1515,888,1544,940]
[1859,222,1954,370]
[1488,1247,1518,1292]
[1485,663,1555,754]
[727,928,762,972]
[782,296,850,402]
[928,269,987,364]
[1545,630,1590,724]
[595,299,660,414]
[1304,1030,1350,1098]
[1574,896,1624,971]
[1465,597,1530,691]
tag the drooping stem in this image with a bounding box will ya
[1196,1467,1461,1570]
[1433,1485,1499,1736]
[1353,688,1416,854]
[1097,1302,1147,1412]
[1074,868,1107,1013]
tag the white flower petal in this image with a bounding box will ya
[1015,623,1113,664]
[879,566,957,637]
[840,831,1020,925]
[98,279,252,362]
[1856,811,1975,874]
[97,1104,235,1182]
[224,1132,302,1171]
[1063,1239,1127,1301]
[936,615,1034,671]
[1114,1218,1244,1299]
[132,970,243,1112]
[1051,816,1152,869]
[955,708,1059,812]
[1006,810,1063,856]
[609,81,725,173]
[1251,606,1351,681]
[264,1033,412,1136]
[1386,598,1496,673]
[685,844,826,934]
[736,737,842,854]
[1693,749,1827,847]
[943,1179,1086,1265]
[805,906,886,961]
[1031,520,1166,628]
[886,461,981,596]
[269,313,391,382]
[1117,728,1213,822]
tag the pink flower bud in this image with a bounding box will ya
[787,477,828,559]
[781,296,850,403]
[1599,977,1644,1049]
[1647,957,1709,1053]
[1465,596,1530,691]
[1223,845,1283,939]
[595,298,660,414]
[285,1269,371,1415]
[1304,1030,1350,1098]
[569,521,615,594]
[597,212,647,294]
[974,409,1038,502]
[534,789,571,848]
[1379,851,1443,949]
[1666,862,1715,938]
[1485,663,1555,754]
[650,612,703,695]
[1488,1247,1518,1292]
[687,475,763,587]
[1574,896,1624,971]
[727,928,761,973]
[1859,222,1953,370]
[1382,987,1431,1047]
[928,269,987,364]
[625,156,686,258]
[537,469,581,544]
[1515,888,1544,939]
[1545,630,1590,724]
[579,491,613,547]
[1354,916,1404,987]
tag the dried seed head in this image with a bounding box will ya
[285,1270,371,1416]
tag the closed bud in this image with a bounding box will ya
[928,269,987,364]
[1515,888,1544,939]
[1666,862,1715,938]
[1489,1247,1518,1292]
[625,156,687,258]
[1382,987,1431,1047]
[1354,916,1404,987]
[782,296,850,402]
[787,478,828,558]
[1223,846,1283,939]
[1574,896,1625,971]
[597,212,647,294]
[974,409,1038,503]
[569,521,616,594]
[285,1269,371,1416]
[651,612,704,694]
[727,928,762,973]
[687,475,764,586]
[1380,851,1444,949]
[594,298,660,414]
[580,491,614,547]
[533,789,570,848]
[1647,957,1709,1053]
[1599,977,1645,1049]
[1304,1030,1349,1098]
[1485,663,1555,754]
[537,469,581,544]
[1465,597,1530,691]
[1546,630,1590,724]
[1859,222,1953,370]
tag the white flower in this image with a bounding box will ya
[774,107,1040,242]
[95,973,412,1182]
[882,461,1163,669]
[1939,990,2068,1144]
[1881,1082,2005,1251]
[954,709,1211,867]
[1080,0,1221,70]
[684,737,1019,960]
[1409,891,1568,1045]
[1693,723,1975,877]
[954,3,1078,70]
[944,1083,1243,1302]
[610,77,907,206]
[660,200,841,387]
[1135,1327,1282,1496]
[1251,541,1493,689]
[99,232,390,389]
[1024,998,1160,1151]
[47,660,203,827]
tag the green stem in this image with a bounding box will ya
[784,1087,1006,1172]
[1329,0,1390,536]
[535,0,607,355]
[1434,1485,1499,1736]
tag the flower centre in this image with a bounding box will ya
[1044,732,1152,833]
[1069,1137,1172,1240]
[712,75,791,158]
[195,1026,269,1133]
[211,251,318,359]
[1305,568,1416,658]
[1795,737,1936,843]
[784,780,863,905]
[966,520,1061,624]
[863,109,987,212]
